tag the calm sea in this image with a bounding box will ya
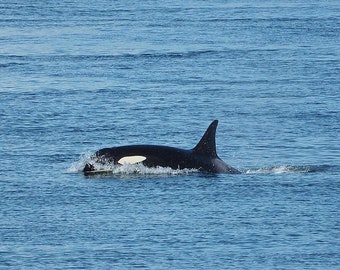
[0,1,339,269]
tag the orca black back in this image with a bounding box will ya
[83,120,240,175]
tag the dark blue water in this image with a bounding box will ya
[1,1,339,269]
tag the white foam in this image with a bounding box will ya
[67,153,198,176]
[111,163,197,175]
[66,152,94,173]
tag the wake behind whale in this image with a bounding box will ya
[245,164,334,174]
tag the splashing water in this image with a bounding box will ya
[67,152,93,173]
[111,163,198,176]
[67,153,198,176]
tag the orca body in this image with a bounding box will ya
[83,120,240,175]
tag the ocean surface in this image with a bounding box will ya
[0,0,339,269]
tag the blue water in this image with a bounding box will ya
[1,1,339,269]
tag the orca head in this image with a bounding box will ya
[83,163,95,172]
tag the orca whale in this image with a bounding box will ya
[83,120,240,175]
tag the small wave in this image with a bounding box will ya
[244,165,330,174]
[0,62,25,68]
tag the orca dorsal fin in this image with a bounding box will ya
[192,120,218,157]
